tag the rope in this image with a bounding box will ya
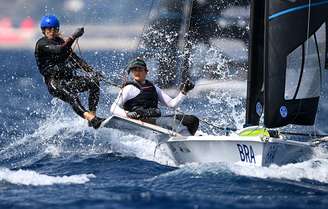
[279,131,328,138]
[173,109,237,132]
[66,40,126,114]
[171,108,186,133]
[311,137,328,146]
[71,40,121,87]
[173,109,328,138]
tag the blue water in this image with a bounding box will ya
[1,50,328,209]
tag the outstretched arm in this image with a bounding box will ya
[40,37,75,54]
[155,86,186,108]
[40,28,84,54]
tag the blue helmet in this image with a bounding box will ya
[40,15,60,29]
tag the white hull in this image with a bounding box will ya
[101,116,313,167]
[165,135,313,166]
[101,115,181,143]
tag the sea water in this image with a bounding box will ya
[0,50,328,209]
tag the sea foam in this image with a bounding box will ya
[0,167,95,186]
[229,159,328,183]
[170,157,328,184]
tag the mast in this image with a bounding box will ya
[246,0,328,128]
[245,0,265,126]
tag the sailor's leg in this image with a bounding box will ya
[66,94,88,118]
[155,116,192,135]
[67,76,100,113]
[88,79,100,113]
[175,114,199,135]
[67,77,105,128]
[48,79,87,118]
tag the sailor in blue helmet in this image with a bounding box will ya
[35,15,104,129]
[110,58,199,135]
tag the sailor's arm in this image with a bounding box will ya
[110,85,140,117]
[38,37,75,54]
[156,80,194,108]
[110,93,127,117]
[155,86,186,108]
[39,28,84,54]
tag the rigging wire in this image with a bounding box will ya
[71,40,328,140]
[135,0,156,52]
[173,109,237,132]
[67,2,328,144]
[71,39,121,89]
[305,0,319,137]
[75,0,157,115]
[173,108,328,138]
[68,40,122,115]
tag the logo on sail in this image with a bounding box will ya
[256,102,263,116]
[279,106,288,118]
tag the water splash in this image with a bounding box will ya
[0,97,175,169]
[159,155,328,184]
[227,159,328,183]
[0,167,95,186]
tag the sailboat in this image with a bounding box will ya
[102,0,328,166]
[163,0,328,166]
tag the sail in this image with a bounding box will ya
[246,0,328,128]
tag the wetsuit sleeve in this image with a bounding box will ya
[155,86,186,108]
[39,37,75,54]
[110,85,140,117]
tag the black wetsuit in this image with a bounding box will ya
[123,80,199,135]
[35,36,100,117]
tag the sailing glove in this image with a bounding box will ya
[71,27,84,39]
[179,79,195,95]
[126,111,142,119]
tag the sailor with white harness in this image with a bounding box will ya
[110,58,199,135]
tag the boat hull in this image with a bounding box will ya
[101,115,180,143]
[101,116,313,167]
[165,135,313,166]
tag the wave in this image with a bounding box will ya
[0,99,175,168]
[0,167,95,186]
[153,157,328,185]
[229,159,328,183]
